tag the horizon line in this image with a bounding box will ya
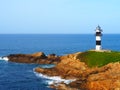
[0,33,120,34]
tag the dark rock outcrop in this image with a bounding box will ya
[7,52,60,64]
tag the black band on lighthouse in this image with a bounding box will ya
[96,32,102,36]
[96,41,101,45]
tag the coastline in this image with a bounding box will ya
[5,51,120,89]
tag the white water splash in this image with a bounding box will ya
[0,57,9,61]
[34,72,76,85]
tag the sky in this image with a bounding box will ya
[0,0,120,34]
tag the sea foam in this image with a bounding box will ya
[34,72,76,85]
[0,57,9,61]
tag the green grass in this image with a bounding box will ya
[76,51,120,67]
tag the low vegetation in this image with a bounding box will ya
[76,51,120,67]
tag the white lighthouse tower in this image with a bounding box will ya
[95,25,102,51]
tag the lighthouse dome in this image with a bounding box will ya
[96,25,102,32]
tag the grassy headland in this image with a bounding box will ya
[76,51,120,67]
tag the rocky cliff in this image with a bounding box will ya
[35,52,120,90]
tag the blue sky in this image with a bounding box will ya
[0,0,120,34]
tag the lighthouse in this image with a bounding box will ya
[95,25,102,51]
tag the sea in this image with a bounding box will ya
[0,34,120,90]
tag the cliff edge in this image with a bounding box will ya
[35,51,120,90]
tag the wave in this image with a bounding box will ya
[34,72,76,85]
[0,57,9,61]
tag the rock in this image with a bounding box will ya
[31,52,47,58]
[47,53,56,57]
[68,62,120,90]
[35,67,45,73]
[7,52,60,64]
[35,52,87,79]
[85,80,120,90]
[50,83,78,90]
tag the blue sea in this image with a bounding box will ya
[0,34,120,90]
